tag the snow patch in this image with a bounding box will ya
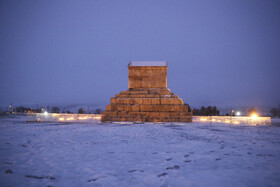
[128,61,167,66]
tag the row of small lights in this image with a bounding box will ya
[42,111,101,121]
[200,118,240,122]
[43,111,258,123]
[200,113,259,124]
[57,116,101,121]
[200,118,240,124]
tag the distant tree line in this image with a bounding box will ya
[2,105,103,114]
[78,108,102,114]
[14,106,62,113]
[51,107,60,113]
[270,107,280,117]
[192,106,220,116]
[15,106,40,113]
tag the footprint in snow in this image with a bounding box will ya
[165,158,172,161]
[128,169,144,173]
[184,152,194,158]
[158,173,168,177]
[25,175,55,180]
[4,162,13,165]
[88,176,106,182]
[215,158,222,161]
[5,169,13,174]
[256,153,272,157]
[166,165,180,170]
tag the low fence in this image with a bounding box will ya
[27,113,271,125]
[193,116,271,125]
[27,113,102,123]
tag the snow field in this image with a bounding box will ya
[0,116,280,186]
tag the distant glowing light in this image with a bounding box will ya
[236,111,241,116]
[78,117,88,120]
[251,114,258,120]
[225,120,231,123]
[200,118,207,121]
[211,119,216,122]
[58,117,65,121]
[44,111,48,115]
[66,117,74,121]
[52,113,58,116]
[233,121,239,124]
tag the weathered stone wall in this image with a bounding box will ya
[128,66,167,88]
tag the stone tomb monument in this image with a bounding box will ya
[101,61,192,122]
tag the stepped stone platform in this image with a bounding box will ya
[101,61,192,123]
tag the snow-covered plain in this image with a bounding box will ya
[1,116,280,187]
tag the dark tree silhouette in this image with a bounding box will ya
[51,107,60,113]
[16,106,32,113]
[78,108,85,114]
[270,108,279,117]
[94,108,102,114]
[192,105,220,116]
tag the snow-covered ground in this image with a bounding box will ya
[0,116,280,187]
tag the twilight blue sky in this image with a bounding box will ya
[0,0,279,109]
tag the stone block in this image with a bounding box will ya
[128,66,167,88]
[129,91,148,95]
[110,98,117,104]
[117,99,130,105]
[115,94,128,98]
[142,98,161,105]
[129,98,143,105]
[102,111,118,116]
[129,94,147,98]
[119,91,130,94]
[160,98,183,105]
[118,111,128,117]
[105,105,111,111]
[130,105,140,112]
[145,94,160,98]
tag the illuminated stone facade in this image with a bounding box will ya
[101,62,192,123]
